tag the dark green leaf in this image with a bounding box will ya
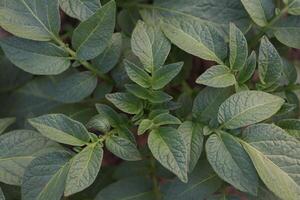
[124,60,151,88]
[237,51,257,83]
[0,118,15,134]
[277,119,300,139]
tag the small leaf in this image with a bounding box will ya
[152,113,181,126]
[196,65,236,88]
[277,119,300,139]
[282,58,297,85]
[229,23,248,71]
[148,127,188,182]
[0,37,70,75]
[288,0,300,15]
[72,0,116,60]
[237,51,257,83]
[178,121,204,172]
[125,84,172,103]
[138,119,153,135]
[95,104,124,128]
[152,62,183,90]
[258,37,282,85]
[65,143,103,196]
[105,135,141,161]
[0,130,62,185]
[131,20,171,71]
[29,114,91,146]
[0,117,15,134]
[59,0,101,21]
[106,92,143,114]
[86,114,110,133]
[124,60,151,88]
[218,91,284,129]
[206,132,258,195]
[0,0,60,41]
[22,152,71,200]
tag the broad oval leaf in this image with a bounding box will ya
[124,60,151,88]
[206,132,258,195]
[86,114,110,133]
[218,91,284,129]
[138,119,153,135]
[64,143,103,196]
[105,135,141,161]
[72,0,116,60]
[22,152,71,200]
[196,65,236,88]
[148,127,188,182]
[258,37,283,85]
[59,0,101,21]
[0,130,62,185]
[0,0,60,41]
[229,23,248,71]
[106,92,144,114]
[29,114,91,146]
[131,20,171,71]
[178,121,204,172]
[242,123,300,200]
[152,113,181,126]
[0,117,15,134]
[0,37,70,75]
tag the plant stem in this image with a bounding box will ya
[150,156,161,200]
[52,36,112,82]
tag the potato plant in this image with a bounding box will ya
[0,0,300,199]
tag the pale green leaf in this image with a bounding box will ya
[124,60,151,88]
[138,119,153,135]
[0,130,62,185]
[65,143,103,196]
[59,0,101,21]
[237,51,257,83]
[72,0,116,60]
[206,132,258,195]
[152,62,183,90]
[178,121,204,172]
[148,127,188,182]
[288,0,300,15]
[0,37,70,75]
[229,23,248,71]
[106,92,143,114]
[29,114,91,146]
[196,65,236,88]
[105,135,141,161]
[0,117,15,134]
[218,91,284,129]
[131,20,171,71]
[22,152,71,200]
[0,0,60,41]
[152,113,181,126]
[258,37,282,85]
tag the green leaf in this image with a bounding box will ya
[161,22,226,64]
[163,160,222,200]
[288,0,300,15]
[95,104,123,128]
[95,177,155,200]
[229,23,248,71]
[152,113,181,126]
[72,0,116,60]
[65,143,103,196]
[282,58,297,85]
[29,114,91,146]
[241,123,300,200]
[178,121,204,172]
[138,119,153,135]
[0,117,15,134]
[0,130,62,185]
[59,0,101,21]
[125,84,172,103]
[152,62,183,90]
[237,51,257,83]
[92,33,122,74]
[0,37,70,75]
[148,127,188,182]
[105,135,141,161]
[0,0,60,41]
[131,20,171,71]
[22,152,71,200]
[241,0,275,27]
[206,132,258,195]
[273,16,300,49]
[193,87,233,124]
[258,36,283,85]
[277,119,300,139]
[106,92,144,114]
[86,114,111,133]
[124,60,151,88]
[196,65,236,88]
[218,91,284,129]
[0,187,4,200]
